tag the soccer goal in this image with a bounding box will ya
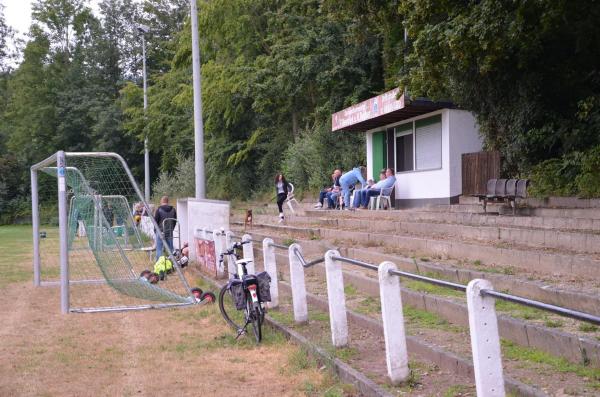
[31,151,200,313]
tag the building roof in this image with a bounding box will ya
[331,88,453,132]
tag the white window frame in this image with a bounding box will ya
[393,115,442,174]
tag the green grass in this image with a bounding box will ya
[282,238,296,246]
[501,339,600,388]
[343,284,358,296]
[544,319,564,328]
[495,299,546,321]
[403,306,462,332]
[404,279,463,298]
[309,311,330,323]
[0,225,40,288]
[443,384,472,397]
[579,323,599,333]
[354,296,381,315]
[268,309,295,326]
[287,347,317,371]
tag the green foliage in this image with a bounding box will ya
[529,145,600,198]
[399,1,600,175]
[151,155,195,201]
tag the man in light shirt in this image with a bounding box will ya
[356,168,396,209]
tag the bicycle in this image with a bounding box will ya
[218,241,271,343]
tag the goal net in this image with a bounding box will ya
[32,152,196,313]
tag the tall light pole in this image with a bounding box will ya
[137,24,151,202]
[190,0,205,199]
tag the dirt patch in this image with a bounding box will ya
[0,225,353,397]
[0,280,354,397]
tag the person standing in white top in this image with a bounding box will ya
[274,173,290,223]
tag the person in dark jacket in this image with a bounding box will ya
[154,196,177,261]
[274,173,290,223]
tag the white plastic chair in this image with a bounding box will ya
[368,187,393,210]
[285,183,300,214]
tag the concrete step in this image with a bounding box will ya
[301,208,600,232]
[216,244,598,394]
[298,215,600,254]
[238,227,600,315]
[263,249,600,368]
[233,220,600,281]
[422,203,600,219]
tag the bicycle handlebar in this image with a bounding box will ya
[218,240,252,262]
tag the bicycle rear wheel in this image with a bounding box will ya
[247,295,262,343]
[219,285,245,331]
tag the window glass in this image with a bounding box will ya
[395,133,413,172]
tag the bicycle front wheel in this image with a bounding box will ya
[219,284,245,331]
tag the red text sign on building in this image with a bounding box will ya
[332,88,405,131]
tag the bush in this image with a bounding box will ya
[281,123,365,195]
[151,155,195,202]
[529,145,600,198]
[575,145,600,198]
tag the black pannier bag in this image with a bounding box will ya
[256,271,271,302]
[228,279,246,310]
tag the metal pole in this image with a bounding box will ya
[190,0,205,199]
[142,34,150,202]
[57,151,69,314]
[31,168,41,286]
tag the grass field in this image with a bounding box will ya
[0,225,353,396]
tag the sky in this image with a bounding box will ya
[3,0,101,36]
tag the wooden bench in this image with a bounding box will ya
[475,178,529,214]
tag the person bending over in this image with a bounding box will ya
[339,166,367,209]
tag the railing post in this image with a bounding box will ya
[378,261,409,384]
[324,250,348,347]
[467,279,505,397]
[262,238,279,308]
[288,243,308,323]
[201,227,207,239]
[212,230,225,278]
[242,233,255,274]
[225,230,236,276]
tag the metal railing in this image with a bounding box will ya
[208,230,600,395]
[292,246,325,268]
[327,253,600,325]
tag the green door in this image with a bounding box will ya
[372,131,386,181]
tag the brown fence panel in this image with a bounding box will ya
[461,151,501,196]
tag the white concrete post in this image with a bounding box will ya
[288,243,308,323]
[262,238,279,308]
[242,233,255,274]
[225,231,236,277]
[324,250,348,347]
[378,261,409,384]
[212,230,225,278]
[467,279,506,397]
[201,227,207,240]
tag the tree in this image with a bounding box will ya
[397,0,600,173]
